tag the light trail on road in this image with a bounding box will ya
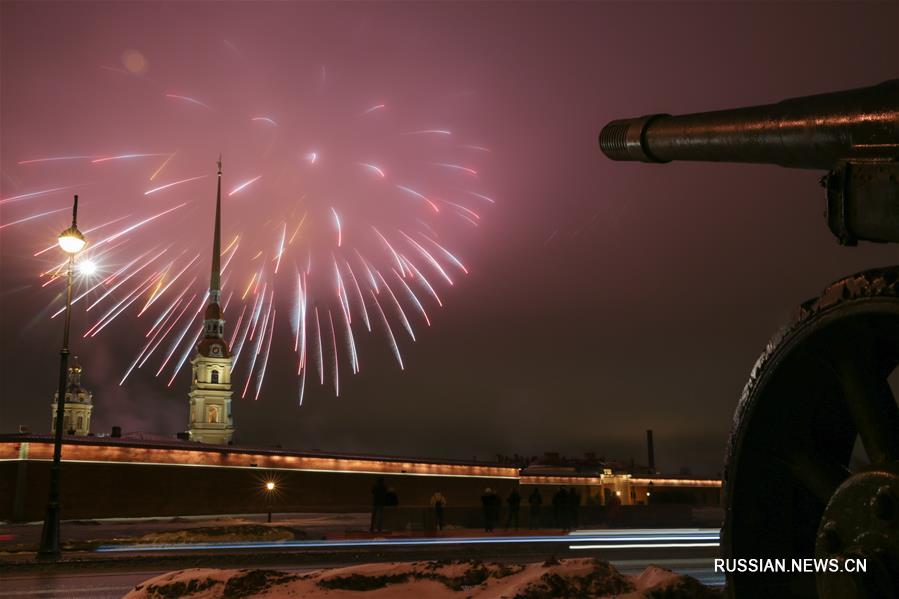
[96,528,720,553]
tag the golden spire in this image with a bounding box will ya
[210,155,222,303]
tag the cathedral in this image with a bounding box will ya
[50,357,92,436]
[187,158,235,445]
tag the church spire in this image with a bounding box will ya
[200,156,227,346]
[210,155,222,304]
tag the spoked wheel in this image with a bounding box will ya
[723,267,899,599]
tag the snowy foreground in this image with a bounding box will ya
[124,557,721,598]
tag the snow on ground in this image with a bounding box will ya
[123,558,722,598]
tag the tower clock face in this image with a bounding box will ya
[211,345,221,356]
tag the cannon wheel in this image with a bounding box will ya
[723,266,899,599]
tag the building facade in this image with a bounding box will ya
[188,158,234,444]
[50,358,93,436]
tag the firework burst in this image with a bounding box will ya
[5,41,493,405]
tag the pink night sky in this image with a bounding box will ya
[1,1,897,475]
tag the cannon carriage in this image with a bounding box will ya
[600,80,899,599]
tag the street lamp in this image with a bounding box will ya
[38,195,86,559]
[264,481,276,523]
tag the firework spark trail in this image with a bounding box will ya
[401,257,443,307]
[91,153,170,164]
[439,200,481,225]
[327,309,339,396]
[274,223,286,273]
[167,326,203,386]
[254,309,276,400]
[358,163,386,178]
[467,191,495,204]
[144,175,207,196]
[145,276,197,338]
[298,368,307,406]
[374,269,415,341]
[51,248,157,318]
[293,272,303,354]
[296,272,308,374]
[143,288,186,343]
[404,129,451,136]
[155,292,208,377]
[362,104,385,114]
[416,233,469,274]
[241,283,265,344]
[248,283,267,341]
[241,272,257,299]
[165,94,211,109]
[288,212,307,245]
[138,295,196,369]
[0,186,76,205]
[333,255,351,324]
[336,292,360,374]
[33,215,131,256]
[241,290,272,398]
[85,247,169,311]
[343,259,371,332]
[85,272,162,338]
[221,242,239,274]
[0,206,70,231]
[228,175,262,196]
[330,208,342,247]
[251,116,278,126]
[314,307,324,385]
[139,253,200,315]
[97,203,188,246]
[430,163,478,176]
[400,233,453,285]
[149,153,177,180]
[228,304,247,347]
[395,185,440,213]
[17,156,98,165]
[230,303,254,367]
[121,297,184,385]
[371,227,404,274]
[221,290,233,312]
[393,268,430,326]
[369,289,403,370]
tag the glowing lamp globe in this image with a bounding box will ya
[78,260,98,276]
[58,226,86,254]
[265,481,276,491]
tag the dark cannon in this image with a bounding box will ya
[600,80,899,599]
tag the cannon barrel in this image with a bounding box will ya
[598,80,899,170]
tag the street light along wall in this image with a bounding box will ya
[38,195,86,560]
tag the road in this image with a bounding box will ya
[0,529,724,597]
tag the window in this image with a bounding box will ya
[211,369,220,384]
[77,416,83,429]
[207,405,219,424]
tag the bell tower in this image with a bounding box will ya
[188,157,235,444]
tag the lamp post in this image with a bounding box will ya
[264,481,276,523]
[38,195,86,559]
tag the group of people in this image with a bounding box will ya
[370,479,583,534]
[550,486,581,531]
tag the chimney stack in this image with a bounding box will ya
[646,429,655,472]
